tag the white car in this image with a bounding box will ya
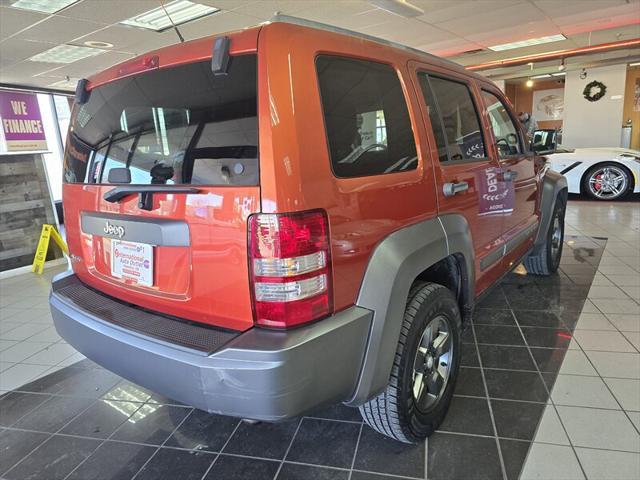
[547,147,640,200]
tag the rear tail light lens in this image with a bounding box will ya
[249,210,332,328]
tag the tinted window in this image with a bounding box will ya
[63,55,258,186]
[482,91,522,157]
[427,76,486,162]
[417,74,448,163]
[316,55,418,178]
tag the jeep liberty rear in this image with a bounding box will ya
[50,16,567,444]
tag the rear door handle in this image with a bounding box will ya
[443,181,469,197]
[501,170,518,182]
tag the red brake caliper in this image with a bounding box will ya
[594,174,602,190]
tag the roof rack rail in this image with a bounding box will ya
[268,14,463,71]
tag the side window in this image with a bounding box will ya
[427,75,486,162]
[316,55,418,178]
[417,74,448,163]
[481,91,522,158]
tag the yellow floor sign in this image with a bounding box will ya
[32,224,69,274]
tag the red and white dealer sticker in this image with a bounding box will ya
[111,240,153,287]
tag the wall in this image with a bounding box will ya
[505,79,564,130]
[0,153,61,271]
[622,65,640,150]
[563,64,627,148]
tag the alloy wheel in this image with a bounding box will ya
[412,315,453,412]
[588,166,628,200]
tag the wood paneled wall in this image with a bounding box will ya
[622,66,640,150]
[0,153,60,272]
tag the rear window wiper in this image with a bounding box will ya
[104,185,200,210]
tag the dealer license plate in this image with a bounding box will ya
[110,240,154,287]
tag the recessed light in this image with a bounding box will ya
[120,0,220,32]
[83,40,114,49]
[525,79,534,87]
[10,0,79,14]
[28,44,104,64]
[49,78,79,90]
[488,34,566,52]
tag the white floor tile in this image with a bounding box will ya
[606,314,640,333]
[0,322,21,335]
[550,375,619,409]
[558,350,598,376]
[621,331,640,351]
[603,378,640,411]
[580,300,599,314]
[25,326,61,343]
[532,405,570,445]
[586,351,640,379]
[620,285,640,301]
[0,341,47,363]
[56,351,86,367]
[590,298,640,316]
[557,405,640,452]
[573,330,636,352]
[0,363,50,391]
[575,448,640,480]
[605,275,640,287]
[573,313,615,331]
[520,444,584,480]
[0,361,16,372]
[1,323,49,341]
[587,285,631,299]
[627,411,640,430]
[23,343,77,366]
[0,339,18,352]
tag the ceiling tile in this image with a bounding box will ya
[0,5,48,40]
[414,0,527,24]
[71,24,155,53]
[58,0,162,24]
[0,59,65,83]
[0,37,57,63]
[48,50,134,77]
[21,15,106,44]
[176,10,257,39]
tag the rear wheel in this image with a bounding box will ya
[359,282,461,443]
[524,194,565,275]
[582,163,631,200]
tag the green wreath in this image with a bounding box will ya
[583,80,606,102]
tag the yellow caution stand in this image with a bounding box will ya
[32,224,69,274]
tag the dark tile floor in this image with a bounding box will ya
[0,235,604,480]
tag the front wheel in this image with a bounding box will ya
[582,163,632,200]
[524,193,566,275]
[359,282,461,443]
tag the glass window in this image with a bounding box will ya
[482,91,522,157]
[417,74,448,163]
[426,76,486,162]
[64,55,258,186]
[316,55,418,178]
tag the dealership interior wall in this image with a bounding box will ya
[0,2,639,480]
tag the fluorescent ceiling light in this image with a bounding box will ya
[28,44,104,63]
[630,62,640,66]
[531,74,551,79]
[120,0,220,32]
[551,72,566,76]
[368,0,424,18]
[10,0,79,14]
[488,34,566,52]
[49,78,79,89]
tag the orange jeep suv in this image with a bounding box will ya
[50,16,567,443]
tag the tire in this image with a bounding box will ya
[581,163,632,201]
[524,193,566,275]
[359,282,462,443]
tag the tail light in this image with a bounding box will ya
[249,210,332,328]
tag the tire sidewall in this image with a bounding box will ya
[397,287,462,440]
[546,197,565,272]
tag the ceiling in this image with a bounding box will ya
[1,0,639,92]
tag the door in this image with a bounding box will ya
[411,64,506,294]
[479,88,539,267]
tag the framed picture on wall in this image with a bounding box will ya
[532,88,564,121]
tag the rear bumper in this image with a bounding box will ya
[50,271,372,421]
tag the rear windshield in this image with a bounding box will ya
[64,54,258,186]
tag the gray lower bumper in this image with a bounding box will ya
[50,272,372,421]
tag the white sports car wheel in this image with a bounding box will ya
[583,163,630,200]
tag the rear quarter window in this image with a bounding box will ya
[316,55,418,178]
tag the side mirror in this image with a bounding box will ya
[107,167,131,184]
[531,129,558,155]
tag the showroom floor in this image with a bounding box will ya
[0,200,638,480]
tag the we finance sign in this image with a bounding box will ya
[0,91,47,152]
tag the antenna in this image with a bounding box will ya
[159,0,185,43]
